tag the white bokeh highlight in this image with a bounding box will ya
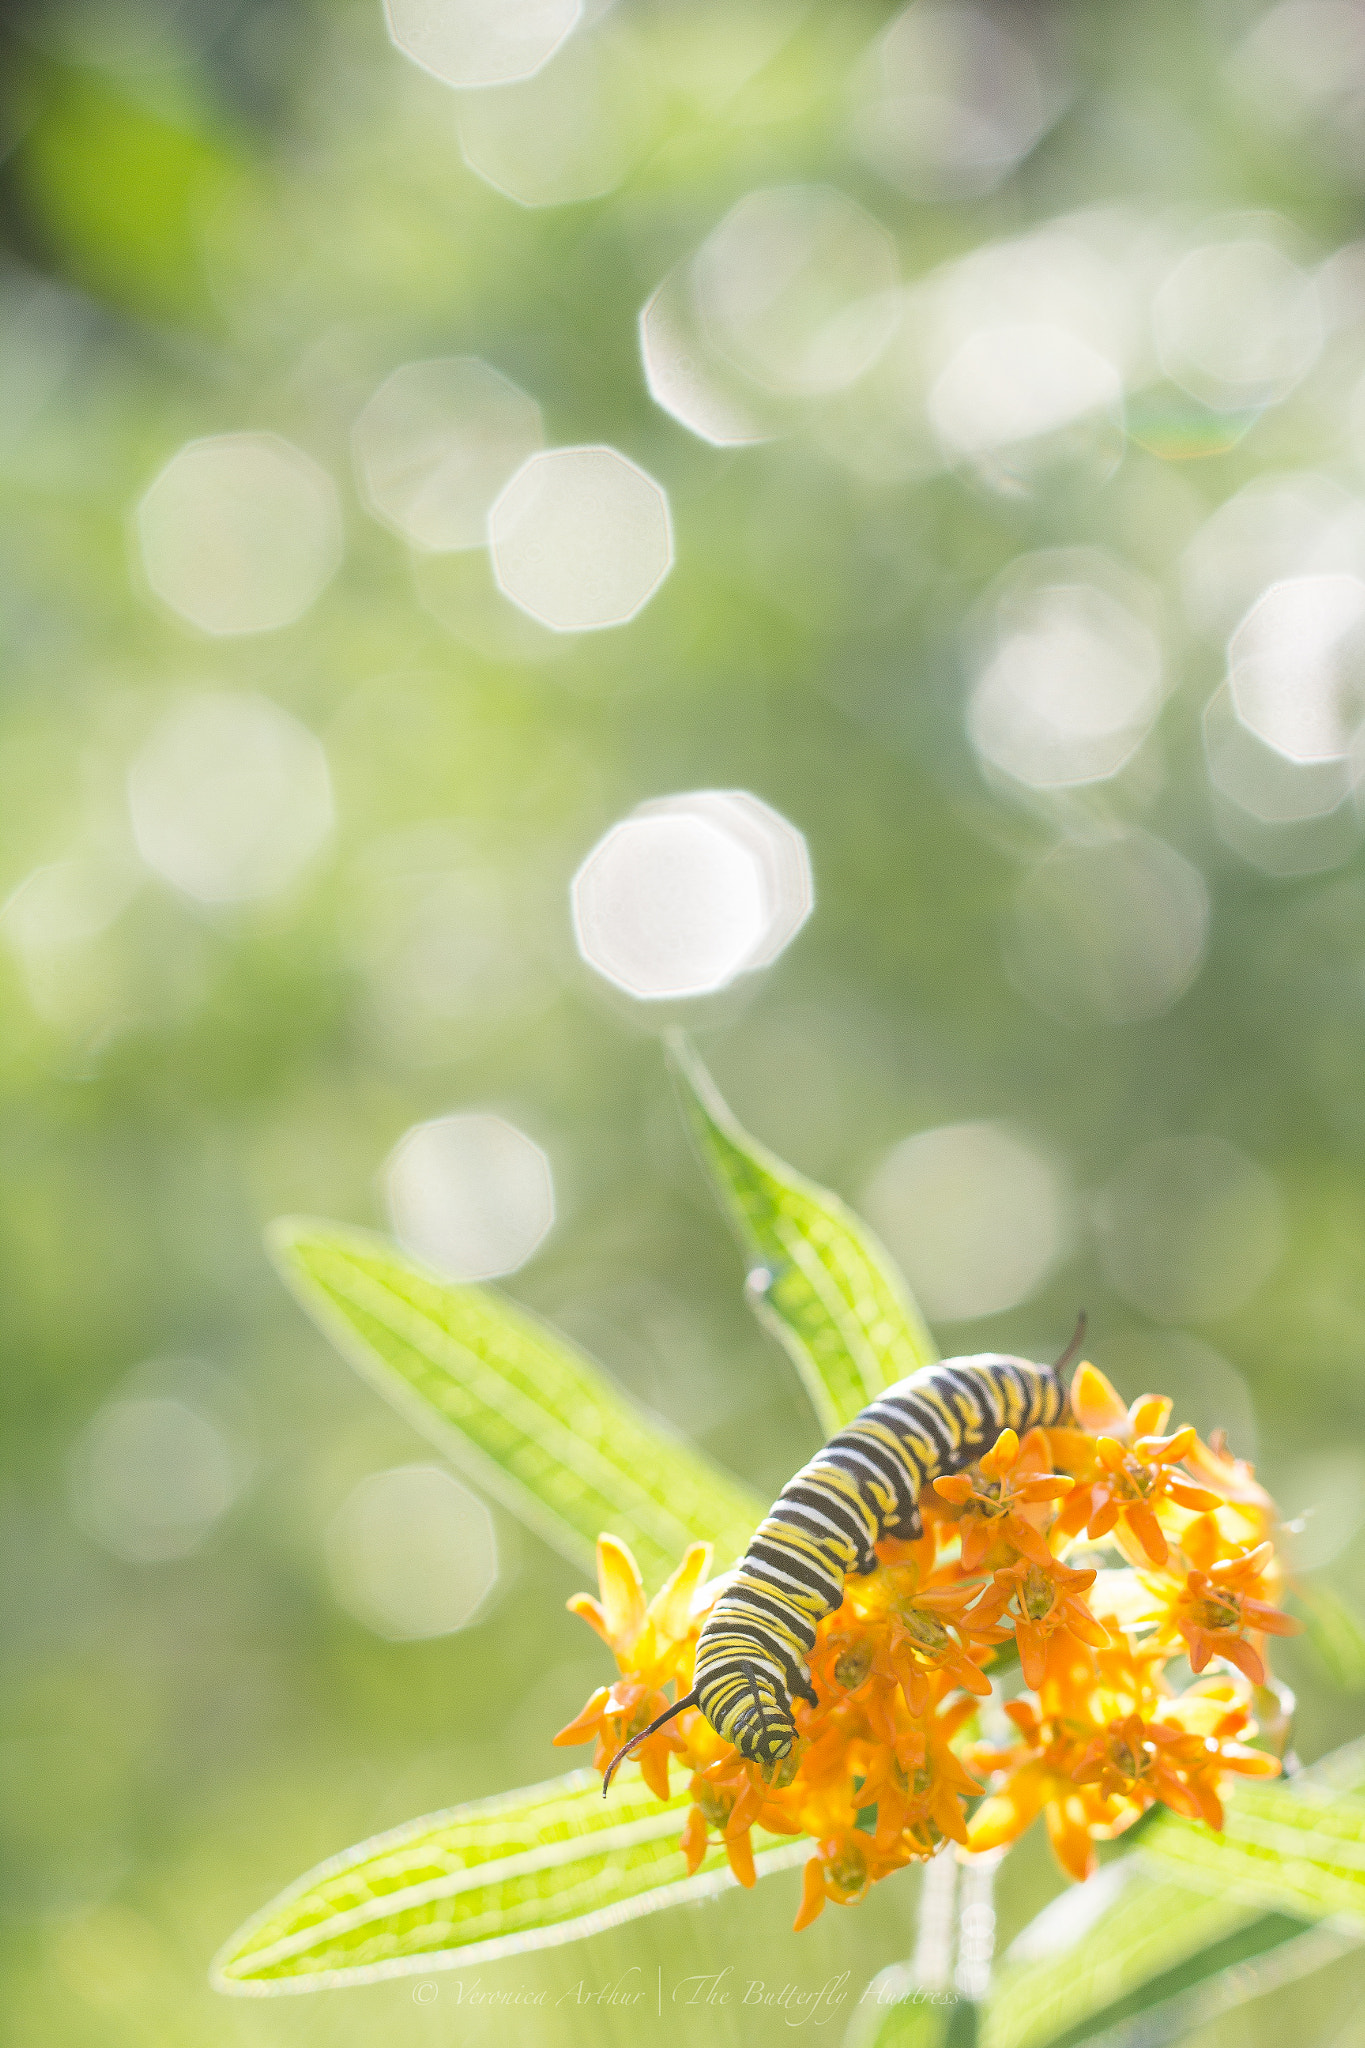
[1204,680,1355,827]
[456,32,646,207]
[386,1111,554,1280]
[1096,1136,1286,1324]
[383,0,580,89]
[128,693,334,903]
[1182,473,1365,643]
[928,324,1122,472]
[353,357,543,552]
[326,1465,499,1640]
[691,185,899,397]
[136,432,342,636]
[895,222,1141,489]
[862,1121,1072,1323]
[489,445,672,631]
[968,553,1163,789]
[639,268,770,448]
[1230,3,1365,186]
[1008,832,1210,1027]
[851,1,1063,200]
[1,856,136,958]
[571,791,813,1000]
[68,1374,248,1564]
[1227,573,1365,764]
[1152,232,1323,412]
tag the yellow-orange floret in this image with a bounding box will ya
[932,1425,1075,1570]
[552,1533,713,1801]
[974,1557,1111,1689]
[554,1363,1294,1929]
[1150,1538,1301,1686]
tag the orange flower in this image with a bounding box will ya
[932,1426,1074,1570]
[683,1758,776,1887]
[856,1693,983,1853]
[976,1557,1111,1688]
[1069,1362,1173,1443]
[1159,1541,1301,1685]
[967,1698,1126,1883]
[554,1534,713,1799]
[555,1355,1297,1926]
[837,1552,1006,1712]
[1056,1415,1222,1566]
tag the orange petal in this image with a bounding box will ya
[1045,1797,1097,1884]
[793,1856,827,1931]
[639,1738,672,1803]
[1181,1514,1224,1571]
[1246,1605,1302,1638]
[1071,1364,1132,1435]
[1004,1513,1054,1567]
[981,1428,1020,1478]
[553,1686,612,1745]
[1220,1744,1281,1777]
[726,1829,757,1888]
[1152,1770,1201,1821]
[1216,1636,1266,1686]
[1017,1621,1048,1691]
[649,1540,714,1645]
[1055,1490,1092,1538]
[1168,1484,1225,1512]
[1192,1779,1224,1831]
[934,1475,975,1505]
[596,1534,646,1648]
[566,1593,614,1648]
[1210,1542,1272,1580]
[1060,1600,1111,1650]
[1129,1393,1173,1437]
[1096,1436,1128,1472]
[968,1583,1013,1627]
[930,1783,970,1846]
[1134,1426,1195,1463]
[728,1779,763,1835]
[968,1767,1048,1852]
[1015,1476,1076,1501]
[1184,1625,1213,1673]
[948,1651,995,1697]
[681,1803,709,1875]
[1125,1503,1168,1565]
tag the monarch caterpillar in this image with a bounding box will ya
[603,1333,1081,1792]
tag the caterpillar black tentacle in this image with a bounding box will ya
[603,1343,1076,1793]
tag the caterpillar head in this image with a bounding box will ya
[721,1663,797,1772]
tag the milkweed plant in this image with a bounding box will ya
[212,1036,1365,2048]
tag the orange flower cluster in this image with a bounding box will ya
[554,1363,1299,1929]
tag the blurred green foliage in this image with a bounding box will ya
[3,0,1365,2044]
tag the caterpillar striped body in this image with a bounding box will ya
[604,1347,1074,1790]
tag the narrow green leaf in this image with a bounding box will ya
[669,1036,937,1435]
[1084,1917,1363,2048]
[269,1219,765,1587]
[1139,1780,1365,1923]
[982,1864,1263,2048]
[212,1767,806,1995]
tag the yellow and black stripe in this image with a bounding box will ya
[604,1347,1073,1790]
